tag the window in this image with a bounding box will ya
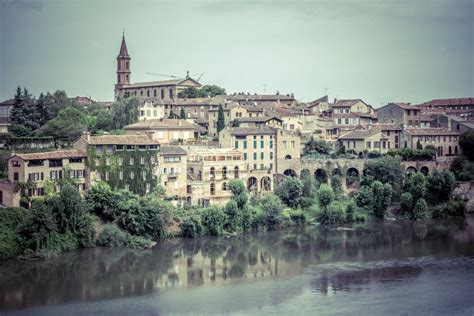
[285,155,292,160]
[270,152,273,160]
[169,88,173,99]
[119,171,123,180]
[69,157,82,163]
[13,172,19,181]
[143,170,146,180]
[253,140,257,148]
[243,140,247,149]
[234,166,239,179]
[366,141,372,149]
[118,157,123,166]
[161,89,164,99]
[49,159,63,168]
[235,141,239,149]
[222,182,227,191]
[253,152,257,160]
[130,171,135,179]
[124,184,129,191]
[129,157,134,165]
[261,152,264,160]
[210,167,215,180]
[261,140,264,148]
[105,171,109,181]
[146,183,151,194]
[222,167,227,179]
[269,140,273,148]
[106,157,110,166]
[244,153,247,160]
[141,156,145,165]
[210,182,215,195]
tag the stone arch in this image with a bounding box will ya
[332,168,343,177]
[346,167,360,186]
[315,168,328,183]
[261,176,272,191]
[300,169,311,179]
[420,166,429,176]
[247,177,258,191]
[405,166,417,175]
[283,169,297,177]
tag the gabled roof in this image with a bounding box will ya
[339,130,387,140]
[124,119,196,130]
[160,146,187,156]
[225,127,276,136]
[228,94,295,102]
[11,150,86,161]
[378,102,420,110]
[237,116,283,123]
[308,95,329,105]
[122,77,202,89]
[419,97,474,107]
[79,134,161,145]
[405,128,460,136]
[332,99,365,108]
[370,123,401,131]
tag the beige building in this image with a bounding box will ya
[237,116,284,129]
[124,119,197,143]
[138,99,165,121]
[338,130,389,154]
[0,150,88,206]
[219,127,301,191]
[186,148,247,206]
[158,146,188,201]
[403,128,460,156]
[370,123,402,150]
[377,102,421,128]
[207,103,248,137]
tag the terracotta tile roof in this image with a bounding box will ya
[228,94,295,101]
[72,96,94,106]
[226,127,276,136]
[419,97,474,107]
[12,150,86,161]
[238,116,283,123]
[339,130,387,140]
[124,119,196,130]
[405,128,460,136]
[332,99,364,108]
[384,102,421,110]
[160,146,187,156]
[82,135,161,145]
[122,77,202,89]
[370,123,401,131]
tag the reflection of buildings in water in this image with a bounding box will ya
[310,265,423,295]
[155,250,302,288]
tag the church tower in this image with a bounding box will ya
[115,32,131,97]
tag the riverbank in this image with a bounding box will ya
[1,215,473,314]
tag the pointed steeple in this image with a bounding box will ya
[118,31,129,57]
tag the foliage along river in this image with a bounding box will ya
[1,216,474,315]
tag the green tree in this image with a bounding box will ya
[259,194,284,230]
[304,137,331,155]
[201,206,226,236]
[364,156,404,194]
[217,104,226,134]
[316,184,334,209]
[412,198,428,220]
[200,85,226,97]
[459,130,474,160]
[405,172,426,202]
[425,169,456,204]
[400,192,413,213]
[228,179,248,209]
[301,172,318,198]
[180,107,186,119]
[371,181,392,219]
[354,185,374,209]
[274,176,303,207]
[331,175,343,198]
[111,97,139,129]
[224,200,241,232]
[37,106,87,142]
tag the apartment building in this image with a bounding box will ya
[403,128,460,157]
[73,133,160,195]
[138,99,165,120]
[158,146,188,201]
[124,119,197,143]
[377,102,421,128]
[338,130,390,154]
[186,148,246,206]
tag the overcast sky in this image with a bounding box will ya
[0,0,472,106]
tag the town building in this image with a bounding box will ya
[114,34,202,100]
[124,119,197,143]
[338,130,390,154]
[227,94,297,107]
[158,146,188,202]
[418,97,474,120]
[186,148,246,206]
[370,123,402,150]
[0,150,88,207]
[138,99,165,120]
[237,116,284,129]
[403,128,460,156]
[73,133,160,195]
[377,102,421,128]
[437,114,474,133]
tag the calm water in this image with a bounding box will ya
[1,217,474,315]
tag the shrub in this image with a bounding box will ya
[274,177,303,207]
[432,198,466,219]
[317,184,334,209]
[371,181,392,219]
[412,198,428,220]
[345,200,356,222]
[400,192,413,214]
[331,175,343,198]
[354,185,373,209]
[289,209,307,225]
[201,206,226,236]
[425,170,456,204]
[317,201,346,224]
[180,217,204,238]
[259,194,285,230]
[128,235,153,249]
[98,224,129,247]
[224,200,242,232]
[0,207,30,259]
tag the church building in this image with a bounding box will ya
[114,34,202,100]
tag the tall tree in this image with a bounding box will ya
[217,104,225,134]
[180,107,186,119]
[38,106,87,142]
[111,97,139,129]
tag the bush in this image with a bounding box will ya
[274,177,303,207]
[128,235,153,249]
[317,184,334,209]
[345,200,356,222]
[0,207,30,259]
[426,170,456,204]
[400,192,413,214]
[317,201,346,224]
[180,217,204,238]
[354,186,373,209]
[289,209,307,225]
[259,194,285,230]
[432,198,466,219]
[98,224,129,247]
[412,198,428,220]
[201,206,226,236]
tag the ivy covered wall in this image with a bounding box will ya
[86,146,159,195]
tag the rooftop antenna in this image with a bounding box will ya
[262,83,268,93]
[323,87,328,95]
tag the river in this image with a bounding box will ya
[1,216,474,315]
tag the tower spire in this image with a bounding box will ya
[118,30,129,57]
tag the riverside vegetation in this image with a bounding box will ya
[0,155,466,261]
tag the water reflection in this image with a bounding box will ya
[0,217,473,311]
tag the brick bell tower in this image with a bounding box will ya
[115,31,131,98]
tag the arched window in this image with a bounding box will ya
[210,182,215,195]
[234,166,239,179]
[285,155,292,160]
[222,167,227,179]
[210,167,215,180]
[222,182,227,191]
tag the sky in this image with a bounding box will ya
[0,0,473,107]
